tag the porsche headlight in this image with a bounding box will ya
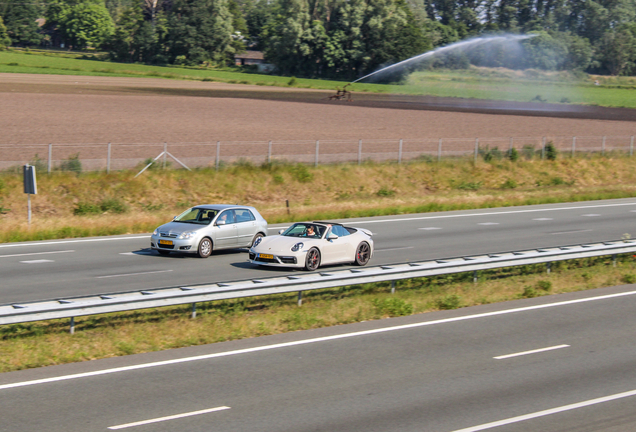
[291,242,304,252]
[253,236,263,247]
[178,231,196,239]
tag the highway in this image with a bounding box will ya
[2,284,636,431]
[1,198,636,304]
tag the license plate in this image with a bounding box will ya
[159,240,173,246]
[259,253,274,259]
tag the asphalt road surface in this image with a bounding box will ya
[2,198,636,305]
[2,283,636,432]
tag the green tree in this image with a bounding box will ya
[50,1,115,49]
[1,0,42,47]
[596,26,636,75]
[0,16,10,49]
[166,0,235,65]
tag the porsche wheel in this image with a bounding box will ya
[305,248,321,271]
[354,242,371,266]
[197,238,213,258]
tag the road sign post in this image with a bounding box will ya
[23,164,37,225]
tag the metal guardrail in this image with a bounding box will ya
[2,240,636,332]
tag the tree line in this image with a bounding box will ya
[1,0,635,80]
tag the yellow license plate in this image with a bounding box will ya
[259,253,274,259]
[159,240,173,245]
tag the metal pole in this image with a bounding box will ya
[70,317,75,335]
[547,262,551,274]
[474,138,479,162]
[572,136,576,158]
[398,139,403,164]
[107,142,111,173]
[267,140,272,164]
[438,138,442,162]
[27,193,31,225]
[358,139,362,165]
[215,141,220,171]
[613,254,617,267]
[391,280,396,294]
[298,291,303,306]
[315,140,319,167]
[473,270,477,283]
[602,136,606,156]
[48,143,52,174]
[163,142,167,168]
[191,303,197,319]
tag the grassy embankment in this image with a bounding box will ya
[2,49,636,107]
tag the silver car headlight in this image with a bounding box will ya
[253,236,263,247]
[291,242,304,252]
[178,231,196,240]
[152,229,158,236]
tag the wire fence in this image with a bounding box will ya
[1,135,634,173]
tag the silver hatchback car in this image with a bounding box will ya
[150,204,268,257]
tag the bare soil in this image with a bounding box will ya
[1,73,635,148]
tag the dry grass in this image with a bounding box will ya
[1,255,634,372]
[1,156,636,241]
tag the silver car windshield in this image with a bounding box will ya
[174,208,218,225]
[282,223,325,238]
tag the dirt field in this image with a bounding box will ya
[2,73,636,147]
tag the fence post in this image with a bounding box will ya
[474,138,479,162]
[631,136,634,157]
[438,138,442,162]
[509,137,513,152]
[541,137,546,159]
[267,140,272,164]
[358,139,362,165]
[572,136,576,158]
[215,141,220,171]
[163,142,167,169]
[315,140,319,167]
[602,136,606,156]
[107,142,111,173]
[48,143,52,174]
[398,139,403,164]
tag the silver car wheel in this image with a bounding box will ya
[198,238,213,258]
[251,233,264,247]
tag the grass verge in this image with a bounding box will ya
[1,254,634,373]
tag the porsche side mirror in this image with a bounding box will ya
[278,229,285,234]
[327,234,338,241]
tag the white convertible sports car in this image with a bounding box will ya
[249,221,373,271]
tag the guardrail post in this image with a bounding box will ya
[48,143,52,174]
[613,254,617,267]
[107,142,111,173]
[358,139,362,165]
[315,140,319,167]
[267,140,272,164]
[473,271,477,283]
[391,280,396,294]
[191,302,197,319]
[572,136,576,158]
[69,317,75,335]
[438,138,442,162]
[215,141,220,171]
[298,291,303,306]
[546,262,551,274]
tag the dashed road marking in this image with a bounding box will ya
[20,259,55,264]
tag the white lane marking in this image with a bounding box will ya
[419,227,442,230]
[582,214,601,217]
[95,270,173,279]
[478,222,499,226]
[349,202,636,224]
[374,247,414,252]
[551,229,593,235]
[0,250,74,258]
[450,388,636,432]
[494,344,570,360]
[108,406,231,430]
[119,251,155,256]
[3,288,636,391]
[0,236,147,249]
[533,218,553,221]
[20,259,54,264]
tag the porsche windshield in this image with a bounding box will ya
[282,223,325,238]
[175,208,218,225]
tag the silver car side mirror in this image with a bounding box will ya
[216,220,226,226]
[278,229,285,234]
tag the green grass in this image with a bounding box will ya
[3,49,636,107]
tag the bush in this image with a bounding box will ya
[59,153,82,174]
[287,76,297,86]
[536,280,552,291]
[508,147,519,162]
[522,286,538,298]
[622,274,636,284]
[501,178,517,189]
[545,142,558,160]
[376,187,396,197]
[74,198,128,215]
[372,297,413,317]
[436,294,462,310]
[291,164,313,183]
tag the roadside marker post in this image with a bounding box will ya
[23,164,37,225]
